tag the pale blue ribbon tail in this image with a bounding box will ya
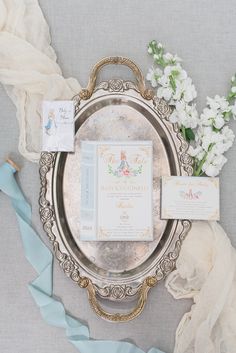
[0,161,165,353]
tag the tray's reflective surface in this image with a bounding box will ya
[64,98,169,275]
[39,72,192,321]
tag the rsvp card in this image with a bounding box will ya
[161,176,220,220]
[80,141,153,241]
[42,100,74,152]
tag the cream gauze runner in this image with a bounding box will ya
[1,1,236,353]
[0,0,81,162]
[166,221,236,353]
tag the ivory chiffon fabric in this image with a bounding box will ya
[0,0,80,162]
[166,221,236,353]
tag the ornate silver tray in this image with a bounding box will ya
[39,57,192,322]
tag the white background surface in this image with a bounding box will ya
[1,1,236,352]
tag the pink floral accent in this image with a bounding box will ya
[123,169,130,176]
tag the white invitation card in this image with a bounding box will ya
[42,100,74,152]
[161,176,220,220]
[80,141,153,241]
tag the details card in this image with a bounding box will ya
[42,100,74,152]
[80,141,153,241]
[161,176,220,220]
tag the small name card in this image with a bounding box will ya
[80,141,153,241]
[42,101,74,152]
[161,176,220,220]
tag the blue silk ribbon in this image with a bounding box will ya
[0,160,164,353]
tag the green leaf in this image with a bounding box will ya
[185,128,195,141]
[227,92,236,104]
[212,126,220,132]
[223,111,231,121]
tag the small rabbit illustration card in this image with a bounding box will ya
[42,101,74,152]
[161,176,220,220]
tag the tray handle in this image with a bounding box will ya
[79,276,157,322]
[79,56,154,101]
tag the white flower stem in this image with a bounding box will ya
[193,152,207,176]
[193,143,214,176]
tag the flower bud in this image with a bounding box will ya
[231,86,236,93]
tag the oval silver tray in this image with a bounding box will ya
[39,57,192,322]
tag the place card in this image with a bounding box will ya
[80,141,153,241]
[161,176,220,220]
[42,100,74,152]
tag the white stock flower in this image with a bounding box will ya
[156,86,173,101]
[202,152,227,177]
[163,52,182,64]
[206,95,230,112]
[188,145,205,161]
[197,126,219,151]
[200,106,226,130]
[158,74,170,87]
[146,67,162,87]
[202,163,220,177]
[164,64,187,81]
[212,141,231,155]
[173,77,197,103]
[170,101,198,128]
[155,63,197,105]
[194,124,234,176]
[163,53,174,62]
[213,115,225,129]
[221,125,235,144]
[200,108,215,126]
[147,42,235,176]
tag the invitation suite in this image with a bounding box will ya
[161,176,220,220]
[80,141,153,241]
[42,100,74,152]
